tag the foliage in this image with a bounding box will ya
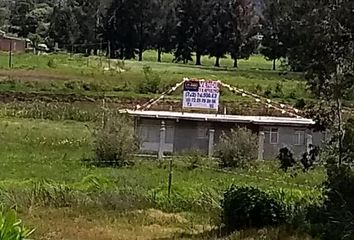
[300,145,319,172]
[222,186,286,233]
[278,147,296,172]
[0,206,34,240]
[93,111,139,167]
[308,165,354,240]
[181,150,205,170]
[47,58,56,68]
[216,128,258,168]
[137,65,162,94]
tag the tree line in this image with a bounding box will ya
[0,0,261,67]
[0,0,353,73]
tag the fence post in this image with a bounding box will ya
[208,129,215,159]
[258,131,265,161]
[168,158,173,200]
[8,40,12,68]
[306,134,313,153]
[158,121,166,160]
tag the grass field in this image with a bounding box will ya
[0,116,324,239]
[0,51,330,239]
[0,51,309,105]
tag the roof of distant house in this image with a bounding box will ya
[122,110,315,127]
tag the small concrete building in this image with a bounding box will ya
[125,110,323,160]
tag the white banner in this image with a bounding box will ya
[182,80,220,111]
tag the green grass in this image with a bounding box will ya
[0,52,326,239]
[0,115,324,239]
[0,52,311,105]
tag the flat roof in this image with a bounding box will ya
[122,110,315,126]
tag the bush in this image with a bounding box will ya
[0,206,34,240]
[47,58,57,68]
[137,65,161,94]
[222,186,286,233]
[93,111,139,167]
[216,128,258,168]
[320,165,354,240]
[278,147,296,172]
[294,98,306,109]
[181,150,204,170]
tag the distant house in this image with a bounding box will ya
[124,110,324,160]
[0,31,30,53]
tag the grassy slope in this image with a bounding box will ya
[0,52,309,103]
[0,117,323,239]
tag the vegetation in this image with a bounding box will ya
[222,186,286,232]
[216,128,258,168]
[92,111,139,167]
[0,116,325,239]
[0,206,34,240]
[0,0,353,239]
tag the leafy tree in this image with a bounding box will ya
[151,0,177,62]
[208,0,232,67]
[229,0,259,68]
[260,0,287,70]
[48,5,79,49]
[174,0,194,63]
[9,0,35,37]
[191,0,211,65]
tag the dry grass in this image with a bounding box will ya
[21,207,210,240]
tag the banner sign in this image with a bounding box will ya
[182,80,220,110]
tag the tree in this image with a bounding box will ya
[260,0,287,70]
[302,0,354,165]
[151,0,177,62]
[103,0,137,59]
[133,0,154,61]
[9,0,35,37]
[229,0,259,68]
[191,0,211,65]
[174,0,194,63]
[208,0,232,67]
[48,5,79,49]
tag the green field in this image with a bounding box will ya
[0,52,308,104]
[0,52,328,239]
[0,116,324,239]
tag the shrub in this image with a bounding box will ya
[294,98,306,109]
[93,111,139,167]
[278,147,296,172]
[181,150,204,170]
[222,186,286,233]
[0,206,34,240]
[47,58,57,68]
[264,85,273,97]
[273,82,284,98]
[315,165,354,240]
[216,128,258,168]
[137,65,161,94]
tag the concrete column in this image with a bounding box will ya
[306,134,313,153]
[158,121,166,160]
[258,131,265,161]
[208,129,215,158]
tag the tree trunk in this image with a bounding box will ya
[233,58,238,68]
[157,48,162,62]
[273,59,276,71]
[196,52,202,65]
[337,96,344,166]
[138,47,143,61]
[138,21,144,62]
[215,57,220,67]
